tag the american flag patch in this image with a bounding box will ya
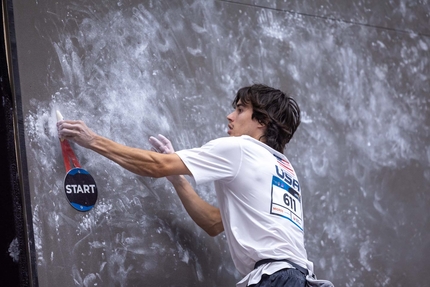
[274,154,296,176]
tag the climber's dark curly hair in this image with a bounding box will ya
[232,84,301,153]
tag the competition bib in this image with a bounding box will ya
[270,176,303,231]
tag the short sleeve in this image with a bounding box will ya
[175,137,243,185]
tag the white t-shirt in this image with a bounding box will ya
[176,136,314,284]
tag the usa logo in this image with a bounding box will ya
[273,154,296,177]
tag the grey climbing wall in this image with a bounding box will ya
[6,0,430,286]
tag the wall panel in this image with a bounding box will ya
[7,0,430,286]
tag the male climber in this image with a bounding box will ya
[58,84,333,287]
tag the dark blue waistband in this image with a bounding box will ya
[254,259,308,276]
